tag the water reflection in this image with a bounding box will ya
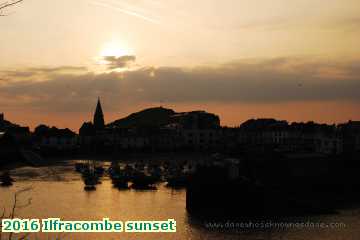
[0,163,359,240]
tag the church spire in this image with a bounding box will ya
[93,97,105,130]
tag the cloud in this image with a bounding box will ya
[332,17,360,32]
[103,55,136,69]
[0,66,88,82]
[28,66,88,73]
[0,57,359,113]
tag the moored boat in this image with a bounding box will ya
[1,171,14,187]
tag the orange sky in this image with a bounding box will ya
[1,0,360,131]
[4,100,359,132]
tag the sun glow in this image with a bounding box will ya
[100,41,133,58]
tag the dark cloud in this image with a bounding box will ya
[103,55,136,69]
[334,17,360,27]
[0,58,359,113]
[0,66,88,81]
[0,77,10,83]
[28,66,88,73]
[0,70,36,78]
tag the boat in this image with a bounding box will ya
[1,171,14,187]
[131,172,157,190]
[75,162,87,172]
[83,174,97,191]
[109,161,130,190]
[112,175,129,189]
[82,160,102,190]
[84,185,96,191]
[148,165,163,182]
[123,164,137,178]
[166,174,189,188]
[95,166,105,176]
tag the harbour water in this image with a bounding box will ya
[1,161,360,240]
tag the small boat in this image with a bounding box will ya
[134,162,145,171]
[112,176,129,189]
[84,185,96,191]
[75,162,88,172]
[123,164,136,177]
[1,172,14,187]
[148,165,163,182]
[131,173,157,190]
[82,167,99,191]
[166,174,188,189]
[95,166,105,176]
[109,162,130,190]
[83,176,97,191]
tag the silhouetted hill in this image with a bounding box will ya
[108,107,176,128]
[0,117,23,132]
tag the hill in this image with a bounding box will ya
[108,107,176,128]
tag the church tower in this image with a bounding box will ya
[93,98,105,130]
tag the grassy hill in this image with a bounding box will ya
[108,107,176,128]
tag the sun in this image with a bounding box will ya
[96,41,136,70]
[100,41,133,58]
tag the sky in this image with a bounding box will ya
[0,0,360,130]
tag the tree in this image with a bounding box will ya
[0,187,32,240]
[0,0,23,16]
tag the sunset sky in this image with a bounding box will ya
[1,0,360,130]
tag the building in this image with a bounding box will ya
[6,126,31,146]
[313,128,342,155]
[0,131,24,165]
[0,113,9,131]
[238,119,290,151]
[78,98,360,154]
[150,126,183,151]
[171,111,221,150]
[181,128,221,150]
[93,98,105,130]
[339,121,360,154]
[120,135,150,150]
[0,113,31,146]
[237,119,345,155]
[34,126,78,151]
[171,111,220,130]
[0,113,4,128]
